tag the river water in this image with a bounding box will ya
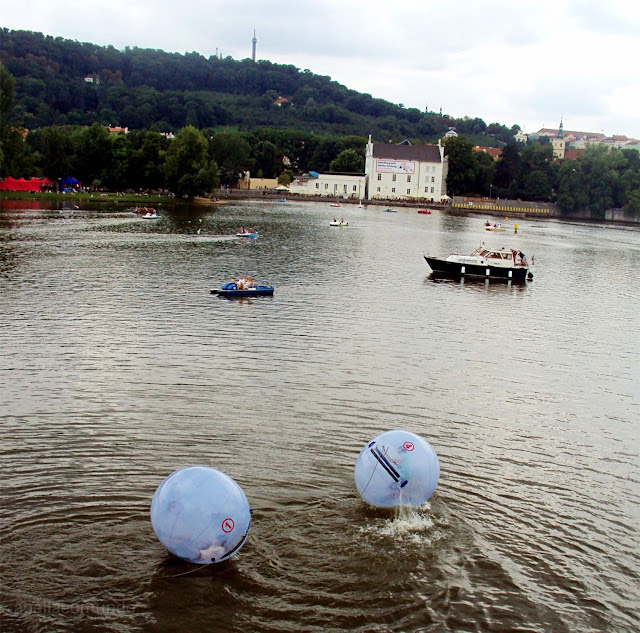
[0,199,638,633]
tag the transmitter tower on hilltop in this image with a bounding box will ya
[252,30,257,62]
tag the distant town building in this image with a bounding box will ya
[514,130,528,143]
[603,136,631,150]
[531,127,605,149]
[289,172,366,200]
[237,174,280,190]
[251,30,257,62]
[473,146,502,161]
[621,141,640,152]
[273,97,289,107]
[108,126,128,135]
[444,127,458,138]
[365,136,448,202]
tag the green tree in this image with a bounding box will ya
[77,123,113,186]
[251,140,281,178]
[0,128,36,177]
[520,170,553,202]
[309,138,343,172]
[579,145,616,219]
[443,136,476,195]
[618,149,640,210]
[0,63,15,131]
[277,169,293,185]
[209,132,252,186]
[166,126,218,198]
[40,126,72,181]
[130,131,167,190]
[516,142,555,201]
[623,189,640,218]
[471,151,495,196]
[588,168,616,219]
[329,148,364,173]
[556,161,588,213]
[105,133,132,190]
[494,142,520,193]
[0,62,17,176]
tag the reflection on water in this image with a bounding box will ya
[0,200,639,632]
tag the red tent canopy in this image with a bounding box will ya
[0,177,43,191]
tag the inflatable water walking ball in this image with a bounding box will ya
[354,430,440,508]
[150,466,251,564]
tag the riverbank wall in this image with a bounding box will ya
[450,196,640,225]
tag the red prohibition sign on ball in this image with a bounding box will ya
[221,518,235,533]
[403,441,415,451]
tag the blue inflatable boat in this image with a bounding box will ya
[211,281,274,297]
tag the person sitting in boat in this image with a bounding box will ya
[519,251,527,265]
[238,226,245,234]
[485,220,491,226]
[247,227,254,234]
[237,276,247,289]
[333,218,337,223]
[340,218,345,224]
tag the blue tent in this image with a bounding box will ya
[59,176,80,185]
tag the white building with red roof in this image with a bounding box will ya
[364,137,448,202]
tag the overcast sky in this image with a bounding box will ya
[3,0,640,138]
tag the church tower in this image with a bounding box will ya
[252,30,257,62]
[552,116,566,159]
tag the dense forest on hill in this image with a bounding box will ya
[0,28,516,145]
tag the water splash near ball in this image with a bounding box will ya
[150,466,251,564]
[354,430,439,507]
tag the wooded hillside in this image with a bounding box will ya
[0,28,517,145]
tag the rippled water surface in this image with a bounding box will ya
[1,200,639,632]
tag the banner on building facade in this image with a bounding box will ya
[376,159,415,174]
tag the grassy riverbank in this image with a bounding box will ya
[0,191,174,204]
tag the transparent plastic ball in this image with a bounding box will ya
[150,466,251,564]
[354,430,439,507]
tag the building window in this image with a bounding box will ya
[353,185,357,191]
[431,187,434,193]
[324,183,328,190]
[315,183,319,189]
[431,176,435,183]
[392,174,396,181]
[377,187,380,192]
[377,174,382,181]
[391,187,395,193]
[407,189,411,195]
[407,175,411,182]
[343,184,347,192]
[425,187,428,193]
